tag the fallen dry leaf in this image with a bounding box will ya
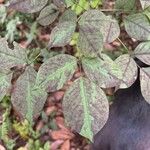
[61,140,70,150]
[51,140,64,150]
[0,145,6,150]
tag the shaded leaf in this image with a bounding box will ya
[63,77,109,141]
[79,10,120,43]
[82,54,123,88]
[36,54,77,92]
[48,21,76,48]
[140,67,150,104]
[0,71,12,102]
[115,54,138,89]
[134,42,150,65]
[115,0,136,11]
[9,0,48,13]
[77,25,103,57]
[59,9,77,23]
[124,13,150,41]
[0,38,27,70]
[140,0,150,9]
[11,66,47,123]
[37,4,59,26]
[65,0,74,7]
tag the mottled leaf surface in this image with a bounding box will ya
[82,54,123,88]
[0,38,27,70]
[134,42,150,65]
[36,54,77,92]
[140,67,150,104]
[9,0,48,13]
[115,54,138,89]
[0,71,12,102]
[77,25,103,57]
[37,4,59,26]
[140,0,150,9]
[79,10,120,43]
[11,67,47,122]
[124,13,150,40]
[63,77,109,141]
[59,9,77,23]
[48,21,76,48]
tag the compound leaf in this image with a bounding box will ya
[36,54,77,92]
[140,67,150,104]
[82,54,123,88]
[79,10,120,43]
[48,21,76,48]
[115,54,138,89]
[134,42,150,65]
[124,13,150,41]
[0,38,27,71]
[77,25,103,57]
[11,66,47,123]
[37,4,59,26]
[63,77,109,141]
[9,0,48,13]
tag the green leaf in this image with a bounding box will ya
[77,25,103,57]
[0,38,27,70]
[9,0,48,13]
[134,42,150,65]
[140,67,150,104]
[63,77,109,141]
[36,54,77,92]
[48,21,76,48]
[115,54,138,89]
[115,0,136,11]
[37,4,59,26]
[0,4,7,24]
[59,9,77,23]
[90,0,102,8]
[82,54,123,88]
[11,66,47,123]
[65,0,74,7]
[124,13,150,41]
[0,71,12,102]
[79,10,120,43]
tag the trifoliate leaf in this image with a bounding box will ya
[77,25,103,57]
[115,54,138,89]
[37,4,59,26]
[9,0,48,13]
[115,0,136,11]
[48,21,76,48]
[36,54,77,92]
[63,77,109,141]
[124,13,150,41]
[79,10,120,43]
[11,66,47,123]
[59,9,77,23]
[82,54,123,88]
[140,67,150,104]
[140,0,150,9]
[0,71,12,102]
[134,42,150,65]
[0,38,27,70]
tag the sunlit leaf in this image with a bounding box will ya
[48,21,76,48]
[82,54,123,88]
[11,66,47,123]
[79,10,120,43]
[37,4,59,26]
[115,54,138,89]
[9,0,48,13]
[140,67,150,104]
[134,42,150,65]
[140,0,150,9]
[0,38,27,70]
[63,77,109,141]
[36,54,77,92]
[77,25,103,57]
[124,13,150,40]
